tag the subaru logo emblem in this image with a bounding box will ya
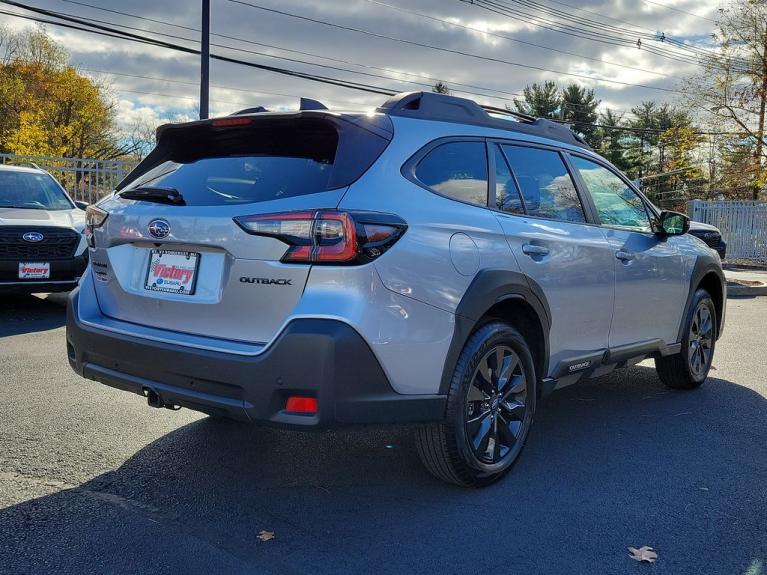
[148,219,170,239]
[22,231,44,243]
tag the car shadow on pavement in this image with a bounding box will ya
[0,293,67,337]
[1,366,765,575]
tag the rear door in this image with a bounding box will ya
[567,154,686,348]
[90,114,391,345]
[492,142,615,375]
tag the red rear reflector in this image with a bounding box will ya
[285,396,318,414]
[211,117,253,127]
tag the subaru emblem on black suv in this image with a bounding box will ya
[148,219,170,239]
[22,231,44,242]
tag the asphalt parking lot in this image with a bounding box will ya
[0,293,765,575]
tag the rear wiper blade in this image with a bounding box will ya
[118,186,186,206]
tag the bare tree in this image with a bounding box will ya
[684,0,767,198]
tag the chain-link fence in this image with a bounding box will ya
[0,153,138,205]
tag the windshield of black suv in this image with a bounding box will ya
[0,171,74,210]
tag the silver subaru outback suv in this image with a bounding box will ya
[67,92,725,487]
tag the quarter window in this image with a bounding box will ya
[494,146,524,214]
[414,141,488,206]
[571,156,651,232]
[501,145,586,223]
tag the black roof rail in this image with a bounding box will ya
[376,91,590,149]
[481,104,535,123]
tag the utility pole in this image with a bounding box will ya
[200,0,210,120]
[754,25,767,200]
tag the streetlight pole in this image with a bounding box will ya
[200,0,210,119]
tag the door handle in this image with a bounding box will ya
[615,250,635,262]
[522,244,550,257]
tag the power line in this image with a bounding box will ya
[81,69,368,108]
[641,0,718,23]
[464,0,711,69]
[363,0,671,79]
[465,0,754,74]
[490,0,750,72]
[223,0,681,92]
[0,1,400,96]
[1,1,747,139]
[38,4,437,95]
[55,0,527,102]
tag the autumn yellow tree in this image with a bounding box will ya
[0,25,129,159]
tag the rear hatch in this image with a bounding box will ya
[90,111,392,345]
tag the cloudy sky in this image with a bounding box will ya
[0,0,725,131]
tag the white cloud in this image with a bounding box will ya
[0,0,727,129]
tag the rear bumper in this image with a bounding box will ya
[0,253,88,293]
[66,286,446,428]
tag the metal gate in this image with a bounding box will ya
[689,199,767,259]
[0,153,137,205]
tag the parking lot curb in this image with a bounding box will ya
[727,282,767,298]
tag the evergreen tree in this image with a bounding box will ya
[561,83,600,145]
[513,81,561,118]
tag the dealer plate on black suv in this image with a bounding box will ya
[144,249,200,295]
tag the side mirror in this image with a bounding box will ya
[75,201,88,211]
[655,210,690,236]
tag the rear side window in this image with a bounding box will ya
[414,141,488,206]
[120,116,391,206]
[501,145,586,223]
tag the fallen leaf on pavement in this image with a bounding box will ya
[628,546,658,563]
[257,531,275,542]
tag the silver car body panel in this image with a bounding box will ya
[495,212,615,371]
[602,228,687,347]
[78,110,715,397]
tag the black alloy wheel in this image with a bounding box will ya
[465,345,529,464]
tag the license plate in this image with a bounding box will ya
[144,250,200,295]
[19,262,50,279]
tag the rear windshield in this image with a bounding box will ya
[120,116,391,206]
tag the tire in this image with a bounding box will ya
[655,288,717,390]
[416,321,537,487]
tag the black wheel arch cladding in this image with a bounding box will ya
[678,255,726,343]
[440,269,551,395]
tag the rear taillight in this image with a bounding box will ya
[84,205,109,248]
[234,210,406,264]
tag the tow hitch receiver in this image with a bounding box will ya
[143,387,181,411]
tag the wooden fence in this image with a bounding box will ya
[689,200,767,260]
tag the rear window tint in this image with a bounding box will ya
[414,141,488,206]
[501,145,586,223]
[126,156,335,205]
[120,116,390,206]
